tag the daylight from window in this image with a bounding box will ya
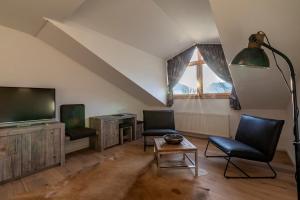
[173,65,198,95]
[203,64,232,93]
[173,48,232,96]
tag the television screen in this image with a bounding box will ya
[0,87,56,124]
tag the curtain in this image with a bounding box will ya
[197,44,241,110]
[197,44,232,83]
[229,87,241,110]
[167,46,195,107]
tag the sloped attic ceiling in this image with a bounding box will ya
[0,0,294,109]
[0,0,220,59]
[0,0,221,106]
[37,19,167,106]
[36,0,221,105]
[209,0,300,109]
[67,0,220,59]
[0,0,86,35]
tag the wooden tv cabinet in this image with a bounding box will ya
[0,122,65,184]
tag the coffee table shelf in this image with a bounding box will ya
[154,137,198,176]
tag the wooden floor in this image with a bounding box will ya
[0,137,297,200]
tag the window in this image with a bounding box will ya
[173,48,232,98]
[203,64,232,94]
[173,65,198,95]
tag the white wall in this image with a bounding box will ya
[283,101,294,164]
[172,99,230,114]
[0,25,147,122]
[209,0,300,110]
[282,80,300,165]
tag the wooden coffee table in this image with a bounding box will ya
[154,137,198,176]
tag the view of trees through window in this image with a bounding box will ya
[173,65,198,95]
[173,48,232,96]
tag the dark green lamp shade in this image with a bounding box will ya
[231,47,270,68]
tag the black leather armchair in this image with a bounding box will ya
[142,110,180,151]
[205,114,284,179]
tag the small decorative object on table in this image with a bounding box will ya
[163,134,183,145]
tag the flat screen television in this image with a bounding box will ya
[0,87,56,126]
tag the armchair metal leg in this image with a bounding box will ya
[205,140,277,179]
[204,141,209,157]
[223,157,277,179]
[204,141,228,158]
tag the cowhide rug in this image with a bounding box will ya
[123,161,209,200]
[11,141,209,200]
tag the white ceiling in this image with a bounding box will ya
[153,0,220,43]
[0,0,219,59]
[66,0,220,59]
[210,0,300,109]
[0,0,86,35]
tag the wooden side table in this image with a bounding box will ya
[89,113,137,151]
[154,137,198,176]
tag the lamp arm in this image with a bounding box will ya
[261,42,299,129]
[262,42,300,199]
[262,43,296,81]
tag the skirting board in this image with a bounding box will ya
[286,149,296,166]
[181,131,233,139]
[181,132,209,139]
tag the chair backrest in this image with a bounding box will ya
[143,110,175,130]
[60,104,85,130]
[235,114,284,162]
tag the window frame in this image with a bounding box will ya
[173,50,230,99]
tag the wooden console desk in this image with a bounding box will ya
[89,113,137,152]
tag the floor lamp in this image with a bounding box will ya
[231,31,299,199]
